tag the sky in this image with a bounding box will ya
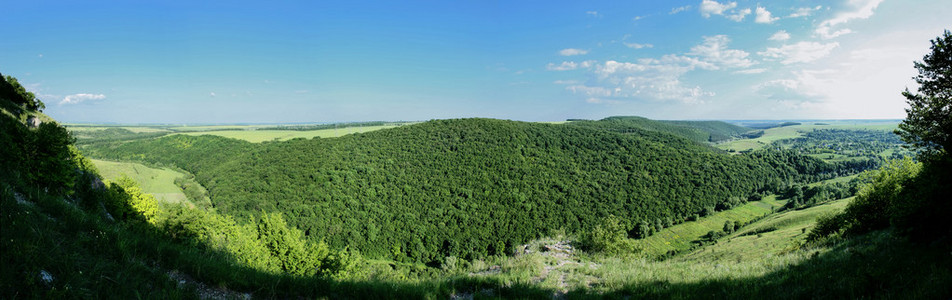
[1,0,949,123]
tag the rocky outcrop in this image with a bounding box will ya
[26,115,41,128]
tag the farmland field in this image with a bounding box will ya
[90,159,188,204]
[176,124,403,142]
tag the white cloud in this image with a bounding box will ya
[586,11,600,17]
[632,15,647,21]
[59,93,105,105]
[582,56,716,103]
[688,35,754,69]
[670,5,692,14]
[759,41,839,64]
[624,43,654,49]
[700,0,737,18]
[585,98,623,104]
[726,8,751,22]
[788,6,821,18]
[768,30,791,41]
[559,48,589,56]
[548,62,577,71]
[553,80,580,85]
[568,85,613,97]
[815,0,884,39]
[734,68,767,74]
[210,92,217,97]
[546,61,595,71]
[755,6,779,23]
[754,74,828,105]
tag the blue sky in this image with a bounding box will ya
[2,0,949,123]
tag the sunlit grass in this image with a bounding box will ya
[91,159,188,204]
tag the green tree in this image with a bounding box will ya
[1,74,44,111]
[897,29,952,157]
[104,175,158,224]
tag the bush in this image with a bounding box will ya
[582,215,639,255]
[807,212,846,242]
[104,175,158,225]
[843,158,921,235]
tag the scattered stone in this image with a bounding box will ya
[167,270,251,300]
[26,116,41,128]
[14,192,30,206]
[39,270,53,285]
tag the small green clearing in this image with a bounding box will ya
[90,159,188,204]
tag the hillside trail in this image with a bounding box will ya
[526,240,600,298]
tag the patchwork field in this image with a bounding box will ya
[717,121,900,152]
[177,125,402,142]
[90,159,188,204]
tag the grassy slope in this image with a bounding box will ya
[176,125,400,142]
[677,197,850,263]
[636,198,785,258]
[463,188,949,299]
[91,159,188,204]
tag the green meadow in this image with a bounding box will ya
[90,159,188,204]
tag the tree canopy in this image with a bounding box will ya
[82,118,854,262]
[897,29,952,157]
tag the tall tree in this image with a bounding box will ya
[896,30,952,158]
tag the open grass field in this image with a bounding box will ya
[177,125,403,142]
[90,159,188,204]
[717,121,900,152]
[635,197,787,258]
[677,197,850,263]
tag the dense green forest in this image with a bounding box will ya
[568,116,752,143]
[82,116,855,262]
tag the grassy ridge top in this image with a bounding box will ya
[82,117,834,262]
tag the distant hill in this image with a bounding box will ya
[83,118,838,262]
[570,116,751,143]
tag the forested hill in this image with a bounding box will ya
[569,116,751,143]
[83,118,833,262]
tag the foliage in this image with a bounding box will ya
[82,118,842,262]
[0,73,45,112]
[771,128,912,162]
[806,212,846,243]
[258,121,401,131]
[897,29,952,157]
[843,158,921,235]
[807,158,922,241]
[104,175,159,224]
[569,115,751,143]
[580,215,639,255]
[70,127,170,145]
